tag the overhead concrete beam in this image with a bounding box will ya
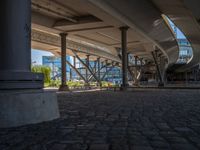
[87,0,180,67]
[62,26,114,33]
[32,0,78,22]
[53,15,102,27]
[31,29,121,63]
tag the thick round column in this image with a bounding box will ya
[0,0,59,128]
[0,0,43,89]
[59,33,69,91]
[0,0,30,71]
[120,27,129,89]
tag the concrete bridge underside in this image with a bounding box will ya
[32,0,200,71]
[31,0,179,65]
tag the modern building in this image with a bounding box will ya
[177,39,193,63]
[42,56,72,80]
[170,23,193,64]
[42,55,122,84]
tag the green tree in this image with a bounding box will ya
[31,65,51,83]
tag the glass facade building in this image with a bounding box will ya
[42,56,72,80]
[42,56,122,84]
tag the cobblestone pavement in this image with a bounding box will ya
[1,89,200,150]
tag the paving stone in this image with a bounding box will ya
[130,145,154,150]
[111,144,129,150]
[166,137,188,144]
[150,140,170,149]
[89,144,110,150]
[170,143,198,150]
[1,90,200,149]
[49,143,67,150]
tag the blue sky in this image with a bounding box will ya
[175,29,185,39]
[31,49,53,65]
[167,17,186,39]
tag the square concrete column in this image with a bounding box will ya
[0,0,59,128]
[59,33,69,91]
[120,27,129,89]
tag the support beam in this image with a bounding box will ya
[92,60,97,73]
[103,60,109,81]
[31,29,121,63]
[59,33,69,91]
[101,62,114,80]
[72,51,99,82]
[63,26,114,33]
[31,1,77,23]
[73,56,76,80]
[66,60,86,82]
[88,63,111,82]
[53,15,102,27]
[151,51,164,87]
[85,55,90,85]
[73,56,76,67]
[105,60,108,73]
[97,57,102,87]
[127,53,132,81]
[120,26,129,89]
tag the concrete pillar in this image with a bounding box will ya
[120,27,129,89]
[0,0,59,128]
[151,51,164,87]
[85,55,90,87]
[59,33,69,91]
[0,0,43,89]
[160,56,167,83]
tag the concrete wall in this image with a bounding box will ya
[0,90,60,128]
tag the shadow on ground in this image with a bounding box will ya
[1,89,200,150]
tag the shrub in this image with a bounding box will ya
[31,65,51,84]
